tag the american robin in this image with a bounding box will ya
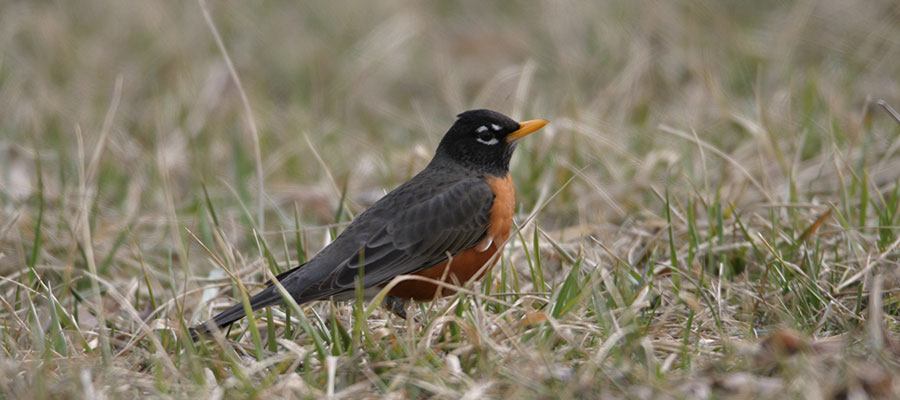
[192,109,548,336]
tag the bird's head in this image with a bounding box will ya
[434,109,548,175]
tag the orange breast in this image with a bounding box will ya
[388,174,515,301]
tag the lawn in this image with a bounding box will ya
[1,0,899,398]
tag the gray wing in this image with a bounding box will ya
[193,175,496,334]
[285,177,495,302]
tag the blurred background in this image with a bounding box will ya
[4,1,898,231]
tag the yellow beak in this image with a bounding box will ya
[506,119,549,143]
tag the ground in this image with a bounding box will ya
[1,0,899,398]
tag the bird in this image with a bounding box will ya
[192,109,548,338]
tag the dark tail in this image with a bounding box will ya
[191,264,305,340]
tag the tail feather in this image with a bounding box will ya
[191,264,307,340]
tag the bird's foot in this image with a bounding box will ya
[383,295,409,320]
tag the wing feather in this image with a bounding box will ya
[330,178,494,288]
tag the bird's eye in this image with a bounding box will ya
[475,128,499,145]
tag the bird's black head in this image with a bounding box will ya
[433,109,548,176]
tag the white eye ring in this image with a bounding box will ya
[491,124,502,131]
[477,137,499,145]
[476,125,489,133]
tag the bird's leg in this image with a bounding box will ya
[383,295,409,320]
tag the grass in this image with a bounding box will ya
[2,0,900,398]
